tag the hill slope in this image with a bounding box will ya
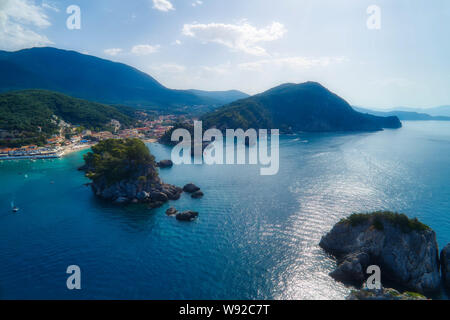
[0,90,135,146]
[0,47,247,109]
[202,82,402,132]
[187,89,249,105]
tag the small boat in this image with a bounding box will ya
[12,206,19,213]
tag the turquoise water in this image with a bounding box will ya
[0,121,449,300]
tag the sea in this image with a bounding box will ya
[0,121,449,299]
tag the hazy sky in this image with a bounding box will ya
[1,0,449,108]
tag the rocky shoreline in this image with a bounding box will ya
[83,164,204,221]
[320,211,450,298]
[80,156,183,208]
[347,283,428,300]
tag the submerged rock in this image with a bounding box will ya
[176,211,199,221]
[441,244,450,289]
[320,211,441,294]
[113,197,129,205]
[183,183,200,193]
[148,201,164,209]
[191,190,204,199]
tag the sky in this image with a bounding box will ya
[0,0,449,109]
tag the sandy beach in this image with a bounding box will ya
[60,144,93,156]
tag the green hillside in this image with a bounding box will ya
[0,90,135,147]
[202,82,402,133]
[0,47,247,110]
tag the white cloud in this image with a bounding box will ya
[104,48,123,56]
[192,1,203,7]
[172,39,182,45]
[238,56,347,71]
[182,21,286,56]
[131,44,161,55]
[41,1,59,12]
[0,0,53,50]
[152,0,174,12]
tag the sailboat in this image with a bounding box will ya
[11,201,19,213]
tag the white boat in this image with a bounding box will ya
[11,201,19,213]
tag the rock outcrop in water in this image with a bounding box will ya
[191,190,204,199]
[183,183,200,193]
[81,138,182,207]
[441,244,450,289]
[166,207,178,216]
[319,211,441,294]
[157,160,174,168]
[176,211,199,221]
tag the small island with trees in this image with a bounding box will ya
[80,138,182,207]
[79,138,202,221]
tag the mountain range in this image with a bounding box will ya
[392,106,450,117]
[0,47,405,136]
[202,82,402,133]
[0,47,248,109]
[354,107,450,121]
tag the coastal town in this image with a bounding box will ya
[0,114,179,160]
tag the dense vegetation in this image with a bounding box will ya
[339,211,430,233]
[158,122,195,146]
[83,138,156,184]
[202,82,402,133]
[203,100,273,131]
[0,47,246,109]
[0,89,135,147]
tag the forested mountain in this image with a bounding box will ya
[0,47,247,110]
[202,82,402,133]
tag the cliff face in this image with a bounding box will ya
[319,213,441,294]
[441,244,450,289]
